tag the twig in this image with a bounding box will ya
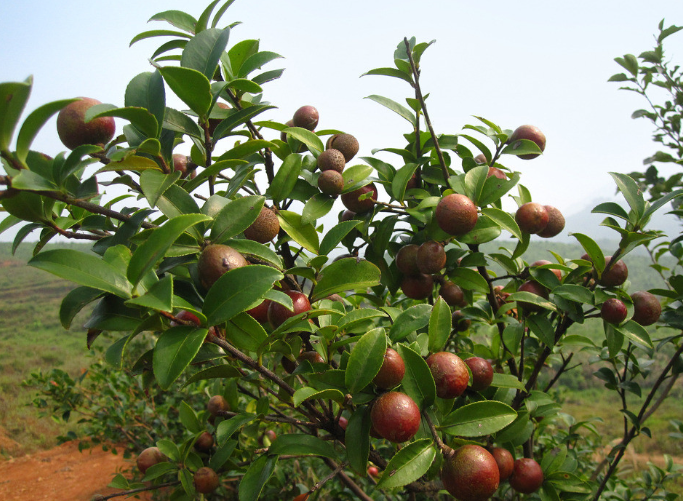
[311,461,348,494]
[216,409,319,428]
[543,353,574,393]
[96,480,179,500]
[322,458,374,501]
[425,413,450,455]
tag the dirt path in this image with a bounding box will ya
[0,441,152,501]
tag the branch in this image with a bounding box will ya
[96,480,179,500]
[542,353,574,393]
[216,409,319,428]
[322,458,374,501]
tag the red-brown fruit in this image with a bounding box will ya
[436,194,478,236]
[370,392,421,443]
[509,458,544,494]
[426,352,470,399]
[601,298,628,324]
[396,244,421,276]
[338,416,348,430]
[417,240,447,274]
[341,209,356,222]
[509,125,546,160]
[136,447,166,475]
[515,202,549,234]
[600,257,629,287]
[246,299,272,324]
[293,494,309,501]
[299,351,325,366]
[441,444,500,501]
[401,274,434,299]
[56,98,116,150]
[538,205,565,238]
[487,166,507,180]
[244,207,280,244]
[198,244,248,290]
[318,170,344,195]
[452,310,471,332]
[194,431,214,452]
[440,281,466,307]
[405,173,419,190]
[465,357,494,392]
[373,348,406,389]
[292,105,319,130]
[368,466,379,477]
[170,310,201,327]
[268,290,311,328]
[517,280,549,313]
[172,154,197,179]
[327,133,359,162]
[631,291,661,326]
[531,259,563,281]
[341,183,377,213]
[194,467,220,494]
[474,153,488,165]
[280,119,294,142]
[491,447,515,481]
[317,148,346,173]
[207,395,229,417]
[208,102,231,137]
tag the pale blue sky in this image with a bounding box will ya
[2,0,683,241]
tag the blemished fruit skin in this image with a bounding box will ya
[318,170,344,195]
[600,257,629,287]
[373,348,406,389]
[341,183,377,213]
[401,274,434,299]
[631,291,662,326]
[268,291,311,328]
[136,447,166,474]
[198,244,248,290]
[426,352,470,399]
[538,205,565,238]
[292,105,319,130]
[244,207,280,244]
[170,310,200,327]
[207,395,229,417]
[194,431,214,452]
[515,202,549,234]
[396,244,421,276]
[601,298,628,324]
[246,299,271,324]
[452,310,471,332]
[56,98,116,150]
[509,124,546,160]
[435,194,478,236]
[417,240,447,274]
[517,280,549,313]
[441,445,500,501]
[465,357,494,392]
[440,281,466,307]
[327,133,359,162]
[370,392,421,443]
[317,148,346,173]
[509,458,544,494]
[491,447,515,481]
[194,467,220,494]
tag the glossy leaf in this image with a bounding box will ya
[141,170,181,208]
[238,457,279,501]
[148,10,197,33]
[59,286,103,330]
[282,126,324,155]
[159,66,212,117]
[225,312,268,352]
[311,258,381,301]
[572,233,605,273]
[216,414,257,444]
[213,105,275,139]
[616,320,653,349]
[610,172,645,219]
[181,27,230,79]
[345,328,387,393]
[223,238,283,269]
[428,297,452,353]
[482,207,523,241]
[293,387,345,407]
[491,373,526,390]
[377,439,436,489]
[0,77,32,151]
[392,162,419,202]
[125,275,173,312]
[365,94,416,125]
[179,401,201,433]
[502,138,543,157]
[337,308,387,331]
[389,304,432,342]
[361,67,413,84]
[16,98,78,161]
[441,401,517,437]
[277,210,319,254]
[449,267,489,294]
[130,30,191,46]
[319,220,362,256]
[267,434,338,459]
[210,195,265,243]
[125,71,166,137]
[153,326,208,390]
[183,364,241,387]
[163,107,204,139]
[269,154,302,203]
[397,344,436,410]
[346,406,371,474]
[86,104,158,139]
[552,285,594,305]
[301,194,334,226]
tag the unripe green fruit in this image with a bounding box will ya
[515,202,549,234]
[317,149,346,173]
[318,170,344,195]
[292,105,319,130]
[631,290,661,326]
[373,348,405,389]
[509,124,546,160]
[194,466,220,494]
[401,274,434,299]
[416,240,446,274]
[370,392,421,443]
[244,207,280,244]
[426,352,469,398]
[198,244,248,290]
[538,205,565,238]
[327,133,359,162]
[396,244,421,276]
[509,458,544,494]
[341,183,377,213]
[465,356,494,391]
[441,444,500,501]
[435,194,478,236]
[207,395,230,417]
[56,97,115,150]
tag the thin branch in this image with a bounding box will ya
[322,458,374,501]
[216,409,319,428]
[97,480,179,500]
[543,353,574,393]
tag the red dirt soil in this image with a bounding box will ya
[0,441,152,501]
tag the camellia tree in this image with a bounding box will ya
[3,2,683,500]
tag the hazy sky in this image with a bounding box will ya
[2,0,683,242]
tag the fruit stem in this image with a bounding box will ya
[402,38,450,185]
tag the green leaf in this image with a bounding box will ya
[507,291,557,312]
[10,170,59,191]
[0,77,32,151]
[125,71,166,137]
[218,139,275,160]
[337,308,387,331]
[392,162,419,202]
[196,0,221,33]
[181,27,230,79]
[213,105,275,139]
[482,207,523,241]
[130,30,191,46]
[204,265,283,325]
[552,285,594,305]
[225,78,263,94]
[269,153,302,203]
[428,297,452,353]
[127,214,210,288]
[163,107,204,139]
[292,387,345,407]
[16,98,78,161]
[153,326,208,390]
[449,267,489,294]
[311,258,381,301]
[183,364,241,387]
[267,434,338,459]
[592,202,630,221]
[209,439,237,471]
[141,170,181,208]
[502,138,543,157]
[377,439,436,489]
[216,414,256,444]
[478,171,520,207]
[346,406,371,474]
[223,238,283,269]
[610,172,645,219]
[389,304,432,342]
[491,373,526,390]
[527,314,555,346]
[282,127,324,155]
[361,67,413,84]
[29,250,132,298]
[319,220,362,256]
[441,401,517,437]
[125,275,173,312]
[301,194,334,226]
[59,286,102,329]
[464,165,489,204]
[341,164,374,193]
[211,195,265,243]
[148,10,198,33]
[179,401,202,433]
[278,210,319,254]
[86,104,158,139]
[397,344,436,410]
[615,320,653,349]
[571,233,605,273]
[97,154,161,173]
[457,214,502,245]
[239,51,283,78]
[159,66,212,117]
[365,95,416,126]
[345,328,387,393]
[238,455,279,501]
